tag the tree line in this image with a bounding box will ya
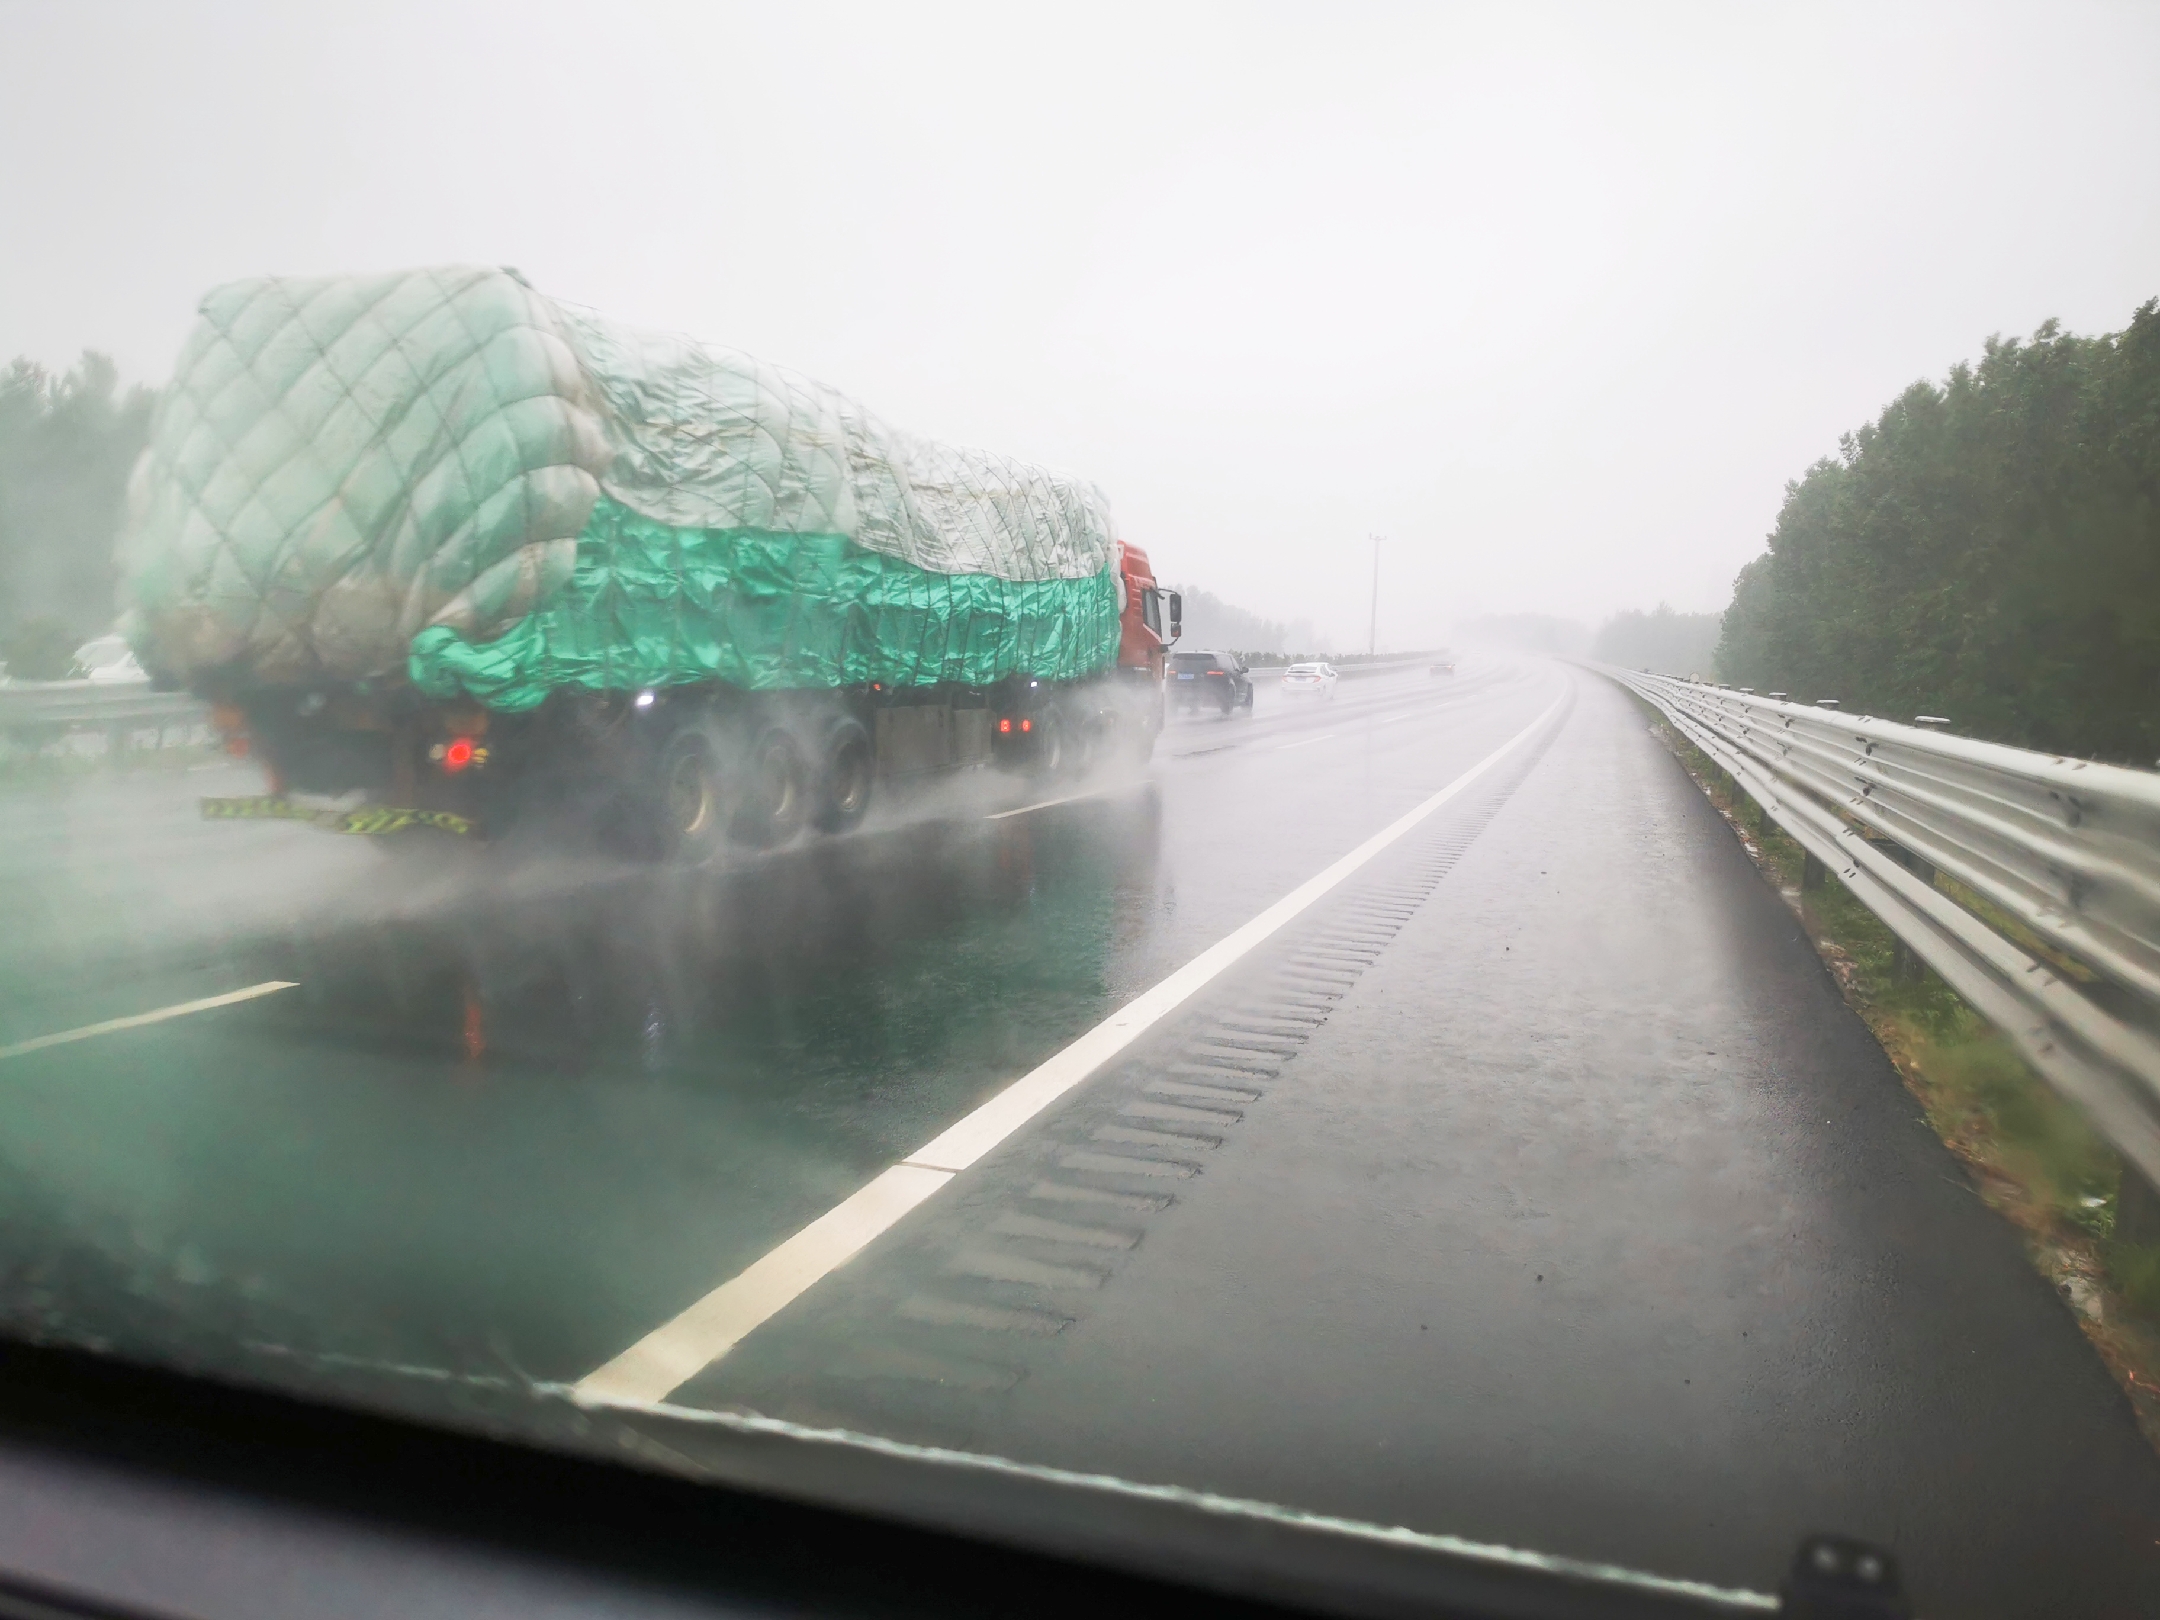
[1716,300,2160,763]
[0,353,155,677]
[1593,604,1721,676]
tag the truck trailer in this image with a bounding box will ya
[120,267,1179,856]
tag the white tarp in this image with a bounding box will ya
[123,265,1115,684]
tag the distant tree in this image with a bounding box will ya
[1593,603,1722,676]
[1172,585,1314,655]
[1715,301,2160,761]
[0,615,79,680]
[0,353,156,652]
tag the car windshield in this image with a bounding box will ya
[7,8,2160,1618]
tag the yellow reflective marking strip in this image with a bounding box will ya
[198,799,474,837]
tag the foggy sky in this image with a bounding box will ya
[5,1,2157,648]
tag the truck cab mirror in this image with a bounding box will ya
[1166,591,1182,643]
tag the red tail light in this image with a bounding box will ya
[1020,718,1032,732]
[442,737,476,772]
[998,717,1012,733]
[209,702,250,757]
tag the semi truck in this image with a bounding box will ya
[120,267,1180,857]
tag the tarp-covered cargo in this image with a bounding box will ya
[120,266,1121,710]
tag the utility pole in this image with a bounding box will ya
[1368,534,1383,655]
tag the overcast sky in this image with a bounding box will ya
[5,1,2158,647]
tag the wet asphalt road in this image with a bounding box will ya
[3,659,2159,1615]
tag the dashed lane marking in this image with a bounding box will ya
[989,1211,1142,1250]
[947,1249,1111,1291]
[1057,1150,1198,1179]
[1122,1100,1243,1127]
[574,693,1565,1405]
[1025,1180,1172,1213]
[1145,1078,1262,1104]
[895,1295,1073,1336]
[0,981,300,1063]
[1273,733,1337,751]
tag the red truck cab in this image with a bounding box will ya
[1115,541,1178,680]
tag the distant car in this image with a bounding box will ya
[1429,660,1455,675]
[1281,662,1338,698]
[71,634,149,685]
[1168,649,1254,715]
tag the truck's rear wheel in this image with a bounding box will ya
[1123,713,1159,764]
[813,717,874,833]
[1031,708,1067,779]
[733,725,809,846]
[1069,713,1098,777]
[657,723,731,862]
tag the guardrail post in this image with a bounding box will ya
[2119,1164,2160,1248]
[1863,841,1935,979]
[1801,851,1827,891]
[1891,937,1925,982]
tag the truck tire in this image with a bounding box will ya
[655,721,732,863]
[812,716,874,833]
[1123,713,1158,764]
[733,724,810,846]
[1031,707,1067,779]
[1069,712,1099,778]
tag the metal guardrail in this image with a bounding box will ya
[0,681,208,755]
[1606,666,2160,1189]
[0,661,1445,753]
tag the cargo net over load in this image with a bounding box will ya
[119,266,1123,707]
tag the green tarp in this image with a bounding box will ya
[120,266,1121,703]
[409,499,1118,710]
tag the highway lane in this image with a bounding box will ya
[641,665,2160,1618]
[0,760,378,1046]
[0,661,1547,1384]
[5,657,2157,1614]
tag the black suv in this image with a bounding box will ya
[1169,649,1255,716]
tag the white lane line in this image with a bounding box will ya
[1273,732,1337,751]
[575,693,1564,1406]
[0,981,300,1063]
[579,1165,952,1404]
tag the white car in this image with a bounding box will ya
[71,633,149,684]
[1280,661,1338,698]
